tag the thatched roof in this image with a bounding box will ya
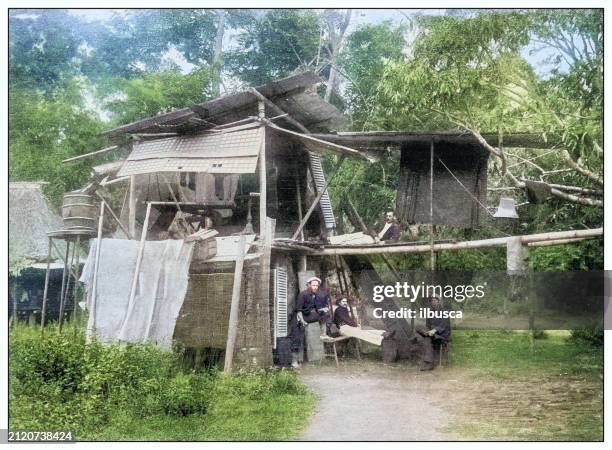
[9,182,64,273]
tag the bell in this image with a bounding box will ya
[493,197,519,219]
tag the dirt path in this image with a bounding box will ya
[298,358,456,441]
[297,356,603,441]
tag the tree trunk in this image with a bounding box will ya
[212,9,226,97]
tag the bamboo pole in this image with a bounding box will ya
[41,237,53,330]
[89,201,106,340]
[62,145,119,163]
[224,234,247,373]
[315,228,603,256]
[120,202,152,338]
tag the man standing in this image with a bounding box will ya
[413,296,451,370]
[290,276,328,367]
[378,211,401,242]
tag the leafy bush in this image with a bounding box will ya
[9,325,315,440]
[569,325,604,347]
[9,325,214,434]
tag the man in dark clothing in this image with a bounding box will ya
[295,277,329,323]
[291,276,328,367]
[413,296,451,370]
[378,211,401,242]
[333,296,358,328]
[332,295,386,346]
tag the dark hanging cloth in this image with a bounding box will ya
[524,180,552,204]
[395,141,489,228]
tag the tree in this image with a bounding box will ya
[373,11,602,208]
[9,10,85,92]
[339,21,406,128]
[321,9,352,102]
[9,81,107,206]
[227,9,322,86]
[104,66,215,125]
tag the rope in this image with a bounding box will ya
[437,157,495,217]
[437,157,512,238]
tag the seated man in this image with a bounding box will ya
[413,296,451,370]
[291,276,328,367]
[333,294,386,346]
[378,211,401,242]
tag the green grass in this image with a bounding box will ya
[450,329,603,379]
[445,330,603,441]
[9,323,315,441]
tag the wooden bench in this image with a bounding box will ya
[320,335,361,367]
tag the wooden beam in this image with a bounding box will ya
[129,176,137,238]
[265,120,368,160]
[224,234,247,373]
[95,192,132,239]
[315,228,603,256]
[291,156,346,240]
[120,202,152,337]
[63,145,119,163]
[88,201,106,341]
[306,132,563,150]
[250,88,310,133]
[40,237,53,330]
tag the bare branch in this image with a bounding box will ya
[561,149,603,186]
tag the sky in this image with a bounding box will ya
[66,8,562,78]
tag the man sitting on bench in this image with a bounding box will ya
[333,294,386,346]
[413,296,451,370]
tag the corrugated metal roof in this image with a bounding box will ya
[117,125,263,177]
[118,157,259,176]
[105,72,348,138]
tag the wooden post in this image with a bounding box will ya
[429,140,435,272]
[58,241,71,329]
[295,171,307,270]
[129,176,137,239]
[89,201,105,340]
[291,156,346,240]
[121,202,152,337]
[259,217,275,364]
[59,240,76,332]
[41,237,53,330]
[295,173,305,241]
[507,236,530,328]
[258,102,267,236]
[224,234,247,373]
[72,235,81,330]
